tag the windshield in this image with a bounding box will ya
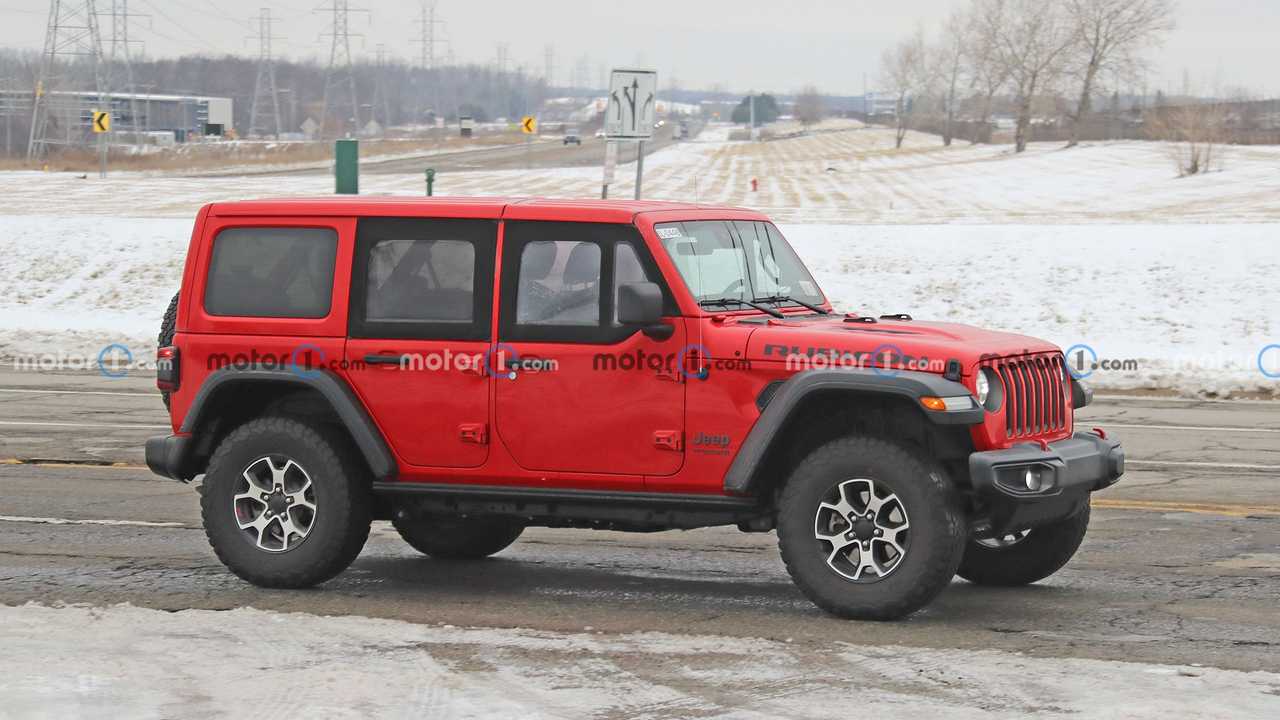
[655,220,825,310]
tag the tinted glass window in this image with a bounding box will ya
[517,241,601,326]
[205,227,337,318]
[612,242,651,324]
[366,239,475,323]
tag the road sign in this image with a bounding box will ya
[605,69,657,139]
[92,111,110,133]
[520,115,537,134]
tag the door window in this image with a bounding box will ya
[349,218,496,340]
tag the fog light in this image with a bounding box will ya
[1024,468,1043,492]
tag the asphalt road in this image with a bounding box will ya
[1,367,1277,675]
[276,124,686,177]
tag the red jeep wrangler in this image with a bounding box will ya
[146,197,1123,620]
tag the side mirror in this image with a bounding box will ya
[617,282,673,341]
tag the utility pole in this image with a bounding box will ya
[29,0,111,161]
[317,0,368,138]
[248,7,283,139]
[494,42,509,75]
[543,44,555,88]
[370,43,391,133]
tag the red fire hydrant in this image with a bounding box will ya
[750,177,758,192]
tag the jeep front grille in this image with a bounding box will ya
[989,354,1069,439]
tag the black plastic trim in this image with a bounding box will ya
[175,366,397,481]
[724,369,983,495]
[969,431,1124,499]
[372,481,761,510]
[145,434,194,482]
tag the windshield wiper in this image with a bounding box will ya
[753,294,830,315]
[699,298,785,319]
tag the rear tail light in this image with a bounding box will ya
[156,346,180,392]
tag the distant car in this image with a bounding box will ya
[594,129,606,139]
[563,128,581,146]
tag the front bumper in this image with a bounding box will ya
[968,431,1124,535]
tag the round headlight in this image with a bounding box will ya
[977,367,1003,411]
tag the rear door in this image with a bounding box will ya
[343,217,497,468]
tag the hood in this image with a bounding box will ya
[743,315,1060,377]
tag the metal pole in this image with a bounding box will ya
[98,132,107,178]
[633,140,645,199]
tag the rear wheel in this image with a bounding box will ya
[201,416,371,588]
[392,514,524,559]
[776,436,966,620]
[957,503,1091,586]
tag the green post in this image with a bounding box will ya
[425,168,436,196]
[334,139,358,195]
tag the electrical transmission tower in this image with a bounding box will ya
[317,0,368,138]
[28,0,111,160]
[411,1,443,72]
[105,0,143,143]
[248,8,283,139]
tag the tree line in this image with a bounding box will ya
[880,0,1176,152]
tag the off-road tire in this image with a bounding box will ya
[957,503,1091,586]
[392,515,524,559]
[777,436,966,620]
[201,416,371,588]
[157,291,179,410]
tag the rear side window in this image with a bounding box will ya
[204,227,338,318]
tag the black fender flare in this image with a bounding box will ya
[176,367,397,481]
[723,369,983,495]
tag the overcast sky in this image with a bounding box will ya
[0,0,1275,96]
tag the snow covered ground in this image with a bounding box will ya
[0,124,1276,394]
[0,216,1272,395]
[2,604,1276,719]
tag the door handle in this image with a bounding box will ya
[363,354,406,367]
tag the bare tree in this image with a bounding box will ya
[1064,0,1176,147]
[1146,101,1227,176]
[976,0,1076,152]
[934,9,971,146]
[966,9,1011,143]
[880,27,930,149]
[794,86,825,127]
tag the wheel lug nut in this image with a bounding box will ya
[874,529,882,536]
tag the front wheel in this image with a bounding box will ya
[956,503,1091,586]
[776,436,966,620]
[392,514,524,559]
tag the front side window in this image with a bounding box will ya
[657,220,824,310]
[516,240,601,326]
[204,227,338,318]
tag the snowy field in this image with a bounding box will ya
[0,123,1276,395]
[2,604,1276,719]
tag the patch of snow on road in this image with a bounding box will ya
[1,604,1276,719]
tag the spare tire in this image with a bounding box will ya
[158,291,179,410]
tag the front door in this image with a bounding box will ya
[494,221,686,477]
[344,217,496,468]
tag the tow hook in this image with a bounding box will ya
[1091,427,1108,440]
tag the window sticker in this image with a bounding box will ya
[655,227,683,240]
